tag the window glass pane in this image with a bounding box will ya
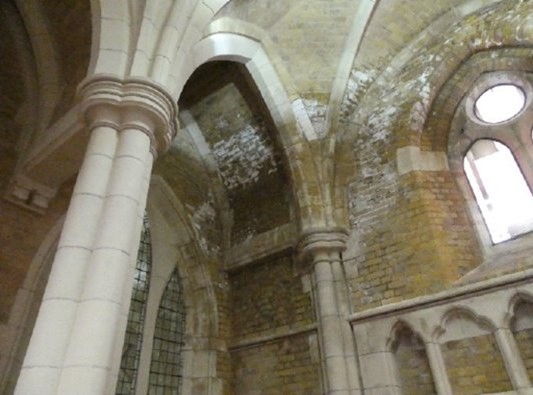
[116,215,152,395]
[148,269,185,395]
[474,84,525,124]
[464,140,533,243]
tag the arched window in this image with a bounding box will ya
[114,212,188,395]
[464,139,533,243]
[148,268,186,394]
[450,72,533,247]
[116,216,152,394]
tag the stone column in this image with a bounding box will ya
[14,75,177,395]
[494,328,531,390]
[298,230,361,395]
[107,145,154,395]
[425,341,453,395]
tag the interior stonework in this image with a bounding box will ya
[1,1,532,394]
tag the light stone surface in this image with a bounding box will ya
[1,1,533,394]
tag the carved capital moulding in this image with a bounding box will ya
[5,74,179,213]
[77,74,179,156]
[297,228,349,262]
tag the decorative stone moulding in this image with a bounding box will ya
[297,228,349,261]
[77,74,179,156]
[449,71,533,162]
[4,173,57,214]
[4,75,179,215]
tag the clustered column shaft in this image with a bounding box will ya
[299,231,361,395]
[15,75,177,395]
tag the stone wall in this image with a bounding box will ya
[442,335,512,394]
[231,333,320,395]
[154,131,224,257]
[229,253,313,339]
[515,329,533,383]
[512,300,533,384]
[341,0,532,312]
[228,252,318,393]
[0,160,71,323]
[393,326,436,395]
[0,149,71,394]
[347,169,480,310]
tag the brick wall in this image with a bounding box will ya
[515,329,533,383]
[232,333,320,394]
[229,253,314,339]
[348,170,480,310]
[512,300,533,384]
[186,79,291,245]
[393,327,436,395]
[341,1,532,311]
[155,131,223,257]
[442,335,512,395]
[229,253,317,394]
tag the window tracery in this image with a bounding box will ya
[449,71,533,246]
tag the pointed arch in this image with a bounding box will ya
[388,319,427,351]
[435,306,496,342]
[389,320,437,395]
[180,30,330,229]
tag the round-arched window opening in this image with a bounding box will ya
[474,84,525,124]
[464,139,533,244]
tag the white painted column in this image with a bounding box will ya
[425,341,453,395]
[57,129,153,394]
[14,75,178,395]
[494,328,532,390]
[14,123,119,395]
[299,231,361,395]
[107,142,154,395]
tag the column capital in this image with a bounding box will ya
[297,228,348,261]
[77,74,179,155]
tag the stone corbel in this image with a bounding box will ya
[4,103,85,214]
[4,173,57,213]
